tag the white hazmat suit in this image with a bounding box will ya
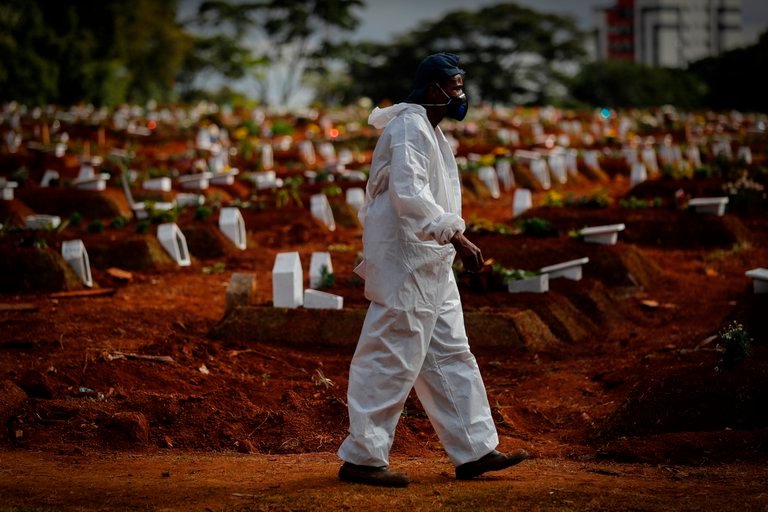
[337,103,499,468]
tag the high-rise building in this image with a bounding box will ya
[594,0,743,67]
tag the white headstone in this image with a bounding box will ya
[178,172,211,191]
[25,215,61,230]
[310,193,336,231]
[261,143,274,170]
[346,187,365,212]
[318,142,336,162]
[298,140,316,165]
[547,154,567,185]
[176,193,204,208]
[157,223,191,266]
[583,150,600,170]
[142,177,172,192]
[211,168,239,186]
[303,289,343,310]
[272,252,303,308]
[530,159,551,190]
[686,146,702,168]
[508,273,548,294]
[737,146,753,164]
[580,223,625,245]
[689,197,729,216]
[61,239,93,287]
[478,166,501,199]
[565,150,579,177]
[513,188,532,217]
[623,147,639,165]
[219,207,246,250]
[540,257,589,281]
[641,147,659,174]
[712,140,732,159]
[630,162,648,187]
[495,159,514,191]
[249,170,278,190]
[309,252,333,289]
[745,268,768,294]
[1,180,18,200]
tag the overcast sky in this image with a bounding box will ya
[351,0,768,46]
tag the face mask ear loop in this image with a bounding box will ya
[419,83,452,107]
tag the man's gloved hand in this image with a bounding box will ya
[450,231,484,273]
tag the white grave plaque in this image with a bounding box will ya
[142,177,172,192]
[25,215,61,230]
[303,289,343,310]
[310,194,336,231]
[495,159,514,191]
[540,257,589,281]
[583,150,600,170]
[272,252,303,308]
[261,144,274,170]
[689,197,729,216]
[530,159,551,190]
[513,188,532,217]
[298,140,316,165]
[580,223,625,245]
[309,252,333,289]
[346,187,365,212]
[478,166,501,199]
[547,154,567,185]
[157,223,191,266]
[219,207,246,250]
[641,148,659,174]
[737,147,753,164]
[1,180,18,200]
[61,239,93,287]
[630,162,647,187]
[508,273,548,294]
[745,268,768,294]
[178,172,211,191]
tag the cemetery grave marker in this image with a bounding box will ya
[211,168,239,186]
[737,147,752,164]
[0,179,18,200]
[540,257,589,281]
[513,188,533,217]
[262,143,274,170]
[142,177,172,192]
[508,272,549,294]
[225,273,257,313]
[310,194,336,231]
[25,215,61,230]
[745,268,768,294]
[630,162,648,187]
[304,289,344,310]
[178,172,212,191]
[298,140,316,165]
[61,240,93,287]
[495,159,514,191]
[689,197,729,216]
[219,207,247,250]
[272,252,303,308]
[478,166,501,199]
[157,223,191,266]
[641,147,659,174]
[73,162,110,191]
[580,223,626,245]
[346,188,365,212]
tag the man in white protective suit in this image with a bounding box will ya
[337,53,529,487]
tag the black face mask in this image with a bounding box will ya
[422,83,469,121]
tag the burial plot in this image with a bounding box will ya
[689,197,729,216]
[508,272,549,294]
[745,268,768,294]
[309,252,333,289]
[157,223,191,266]
[219,207,246,250]
[478,166,501,199]
[304,289,343,310]
[310,194,336,231]
[61,239,93,287]
[580,224,626,245]
[346,187,365,212]
[121,173,175,220]
[272,252,303,308]
[513,188,533,217]
[540,257,589,281]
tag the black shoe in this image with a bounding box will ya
[455,449,529,480]
[338,462,410,487]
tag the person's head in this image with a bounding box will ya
[406,52,469,122]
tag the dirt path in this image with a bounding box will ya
[1,450,767,511]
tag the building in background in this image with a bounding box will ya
[594,0,743,67]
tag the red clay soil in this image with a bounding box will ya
[1,168,767,510]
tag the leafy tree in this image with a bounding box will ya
[569,60,706,109]
[689,30,768,113]
[313,3,585,105]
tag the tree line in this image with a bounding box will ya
[0,0,765,112]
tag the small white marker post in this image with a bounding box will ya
[211,168,239,186]
[309,252,333,289]
[41,170,60,187]
[689,197,729,216]
[513,188,532,217]
[496,159,515,191]
[630,162,648,187]
[219,207,246,250]
[73,162,110,191]
[178,172,212,191]
[272,252,303,308]
[25,215,61,230]
[1,180,18,200]
[540,257,589,281]
[310,194,336,231]
[157,223,191,266]
[530,159,551,190]
[298,140,316,166]
[61,240,93,287]
[745,268,768,294]
[580,223,626,245]
[142,177,172,192]
[303,289,343,309]
[547,154,567,185]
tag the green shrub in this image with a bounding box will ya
[136,220,151,234]
[87,219,104,233]
[110,216,128,229]
[195,205,212,221]
[717,321,753,369]
[517,217,554,237]
[69,212,83,226]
